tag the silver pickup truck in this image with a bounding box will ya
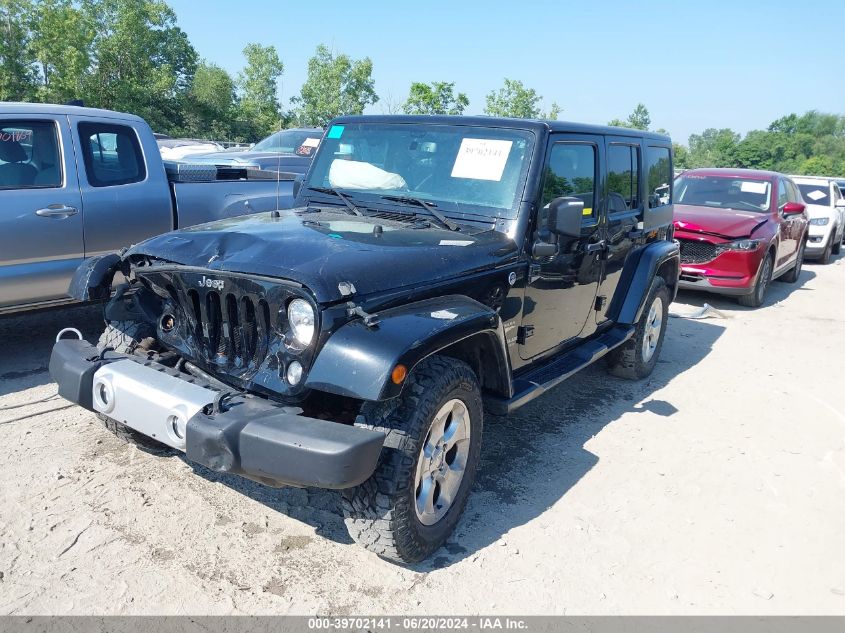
[0,103,298,315]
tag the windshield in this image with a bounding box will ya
[674,174,772,213]
[797,183,830,206]
[252,129,322,155]
[305,122,535,218]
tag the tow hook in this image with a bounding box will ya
[346,302,380,328]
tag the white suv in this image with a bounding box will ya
[791,176,845,264]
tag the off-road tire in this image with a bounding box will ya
[780,240,805,284]
[95,321,172,454]
[606,276,670,380]
[738,252,773,307]
[341,356,483,564]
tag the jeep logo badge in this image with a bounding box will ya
[198,276,224,291]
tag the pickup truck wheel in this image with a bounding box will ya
[606,276,669,380]
[738,253,773,308]
[341,356,483,564]
[95,321,172,454]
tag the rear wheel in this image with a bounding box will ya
[738,253,773,308]
[780,240,805,284]
[95,321,172,453]
[606,276,669,380]
[341,356,483,563]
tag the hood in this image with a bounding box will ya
[125,209,517,303]
[674,204,769,239]
[803,203,834,221]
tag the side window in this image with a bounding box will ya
[777,179,789,208]
[645,146,672,208]
[78,122,145,187]
[607,144,640,213]
[541,142,596,219]
[788,181,802,204]
[0,120,62,189]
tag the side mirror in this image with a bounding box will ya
[293,174,304,199]
[782,201,805,216]
[548,196,585,238]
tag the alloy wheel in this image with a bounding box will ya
[414,399,472,526]
[641,296,664,363]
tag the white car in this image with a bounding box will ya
[791,175,845,264]
[157,138,224,161]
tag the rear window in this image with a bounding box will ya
[797,183,830,206]
[78,122,145,187]
[0,120,62,189]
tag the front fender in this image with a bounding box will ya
[306,295,503,401]
[68,253,123,302]
[607,240,680,325]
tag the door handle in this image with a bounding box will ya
[35,204,78,218]
[584,240,606,254]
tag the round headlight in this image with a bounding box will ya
[287,298,315,346]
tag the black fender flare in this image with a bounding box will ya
[607,240,680,325]
[305,295,510,401]
[68,253,124,302]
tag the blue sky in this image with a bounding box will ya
[168,0,845,144]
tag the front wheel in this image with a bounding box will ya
[780,240,805,284]
[833,227,842,255]
[606,276,670,380]
[342,356,483,564]
[738,253,773,307]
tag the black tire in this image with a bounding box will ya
[818,237,833,265]
[606,276,670,380]
[95,321,172,454]
[780,240,805,284]
[833,231,841,255]
[738,252,773,308]
[341,356,483,564]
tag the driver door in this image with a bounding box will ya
[519,135,604,360]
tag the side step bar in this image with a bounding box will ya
[484,325,635,415]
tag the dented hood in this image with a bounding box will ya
[125,208,517,303]
[674,204,769,239]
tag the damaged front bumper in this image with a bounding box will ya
[49,339,385,489]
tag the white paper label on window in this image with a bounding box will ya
[806,189,826,201]
[451,138,513,181]
[302,137,321,148]
[740,181,768,194]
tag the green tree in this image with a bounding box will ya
[293,44,378,127]
[609,103,651,130]
[686,128,740,168]
[484,78,560,119]
[0,0,38,101]
[183,61,238,139]
[236,42,284,138]
[30,0,94,104]
[80,0,198,133]
[403,81,468,115]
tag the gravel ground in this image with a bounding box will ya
[1,257,844,615]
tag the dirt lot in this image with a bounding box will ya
[1,257,844,615]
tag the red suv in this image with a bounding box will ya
[673,168,808,307]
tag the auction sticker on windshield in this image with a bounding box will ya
[451,138,513,181]
[740,181,769,194]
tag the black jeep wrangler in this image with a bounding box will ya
[50,115,680,563]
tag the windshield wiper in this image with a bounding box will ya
[306,186,363,216]
[380,195,459,231]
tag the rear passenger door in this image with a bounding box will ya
[69,117,171,257]
[596,138,643,322]
[0,115,84,309]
